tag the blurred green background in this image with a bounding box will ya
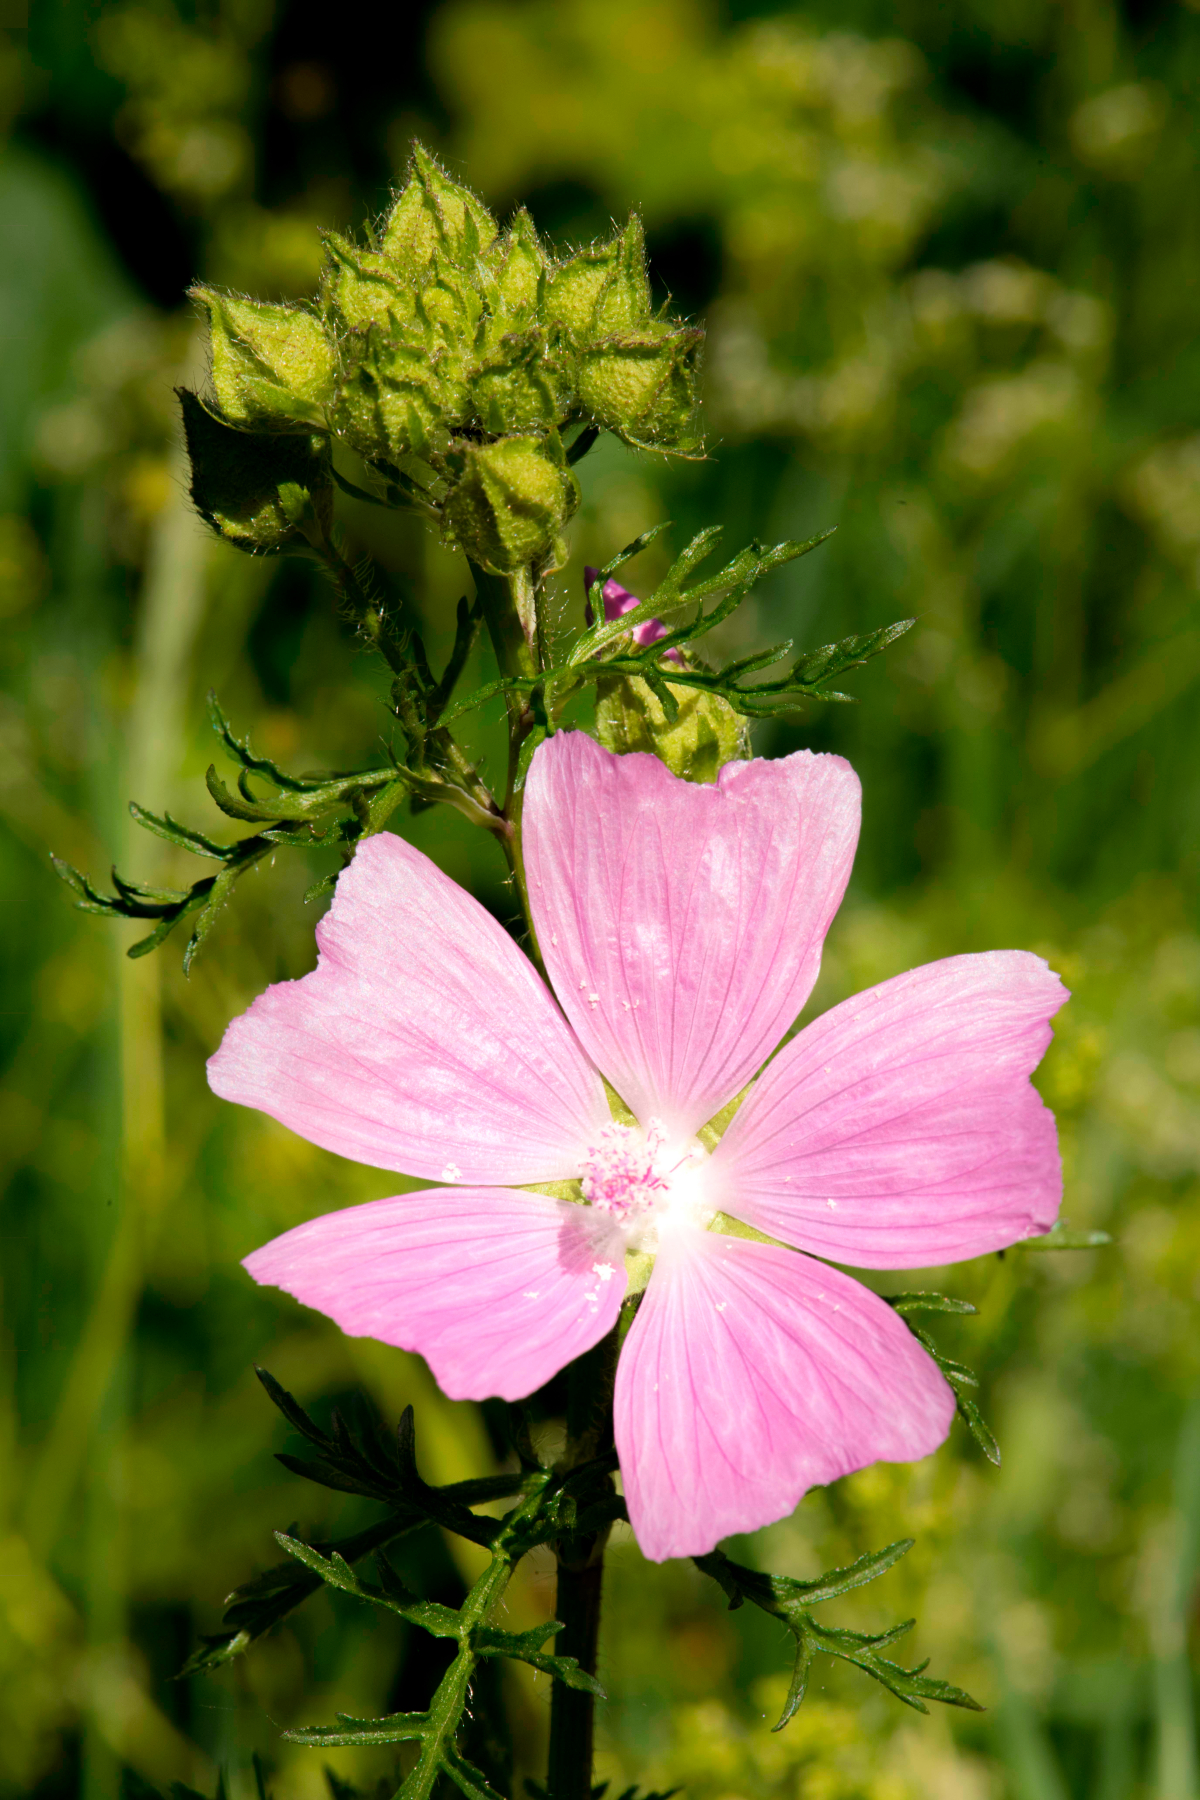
[4,0,1200,1795]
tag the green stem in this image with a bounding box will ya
[467,558,549,954]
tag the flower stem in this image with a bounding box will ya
[467,557,550,958]
[546,1329,621,1799]
[547,1545,605,1800]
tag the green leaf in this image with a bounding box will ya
[207,693,337,791]
[474,1624,607,1696]
[887,1297,1001,1466]
[694,1539,982,1730]
[283,1710,430,1748]
[127,803,233,861]
[441,1748,507,1800]
[275,1535,466,1636]
[1018,1222,1112,1249]
[888,1292,978,1317]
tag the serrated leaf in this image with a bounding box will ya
[474,1624,606,1695]
[441,1748,506,1800]
[887,1297,1000,1464]
[694,1536,981,1728]
[283,1710,430,1748]
[129,802,233,860]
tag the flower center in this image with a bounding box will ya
[580,1118,713,1248]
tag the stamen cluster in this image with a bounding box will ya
[580,1118,670,1224]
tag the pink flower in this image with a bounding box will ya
[209,734,1067,1561]
[584,567,684,665]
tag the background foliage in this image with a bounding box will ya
[4,0,1200,1795]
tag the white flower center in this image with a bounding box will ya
[580,1118,713,1250]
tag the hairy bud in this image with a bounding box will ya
[443,433,580,574]
[192,289,334,430]
[380,143,498,276]
[185,143,704,573]
[578,323,703,449]
[586,572,748,781]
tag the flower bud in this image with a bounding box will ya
[577,323,703,449]
[480,208,546,323]
[442,433,580,574]
[587,570,748,781]
[179,389,332,555]
[333,325,462,463]
[596,669,749,783]
[320,234,415,334]
[467,331,569,436]
[192,288,334,430]
[380,145,498,277]
[543,240,621,340]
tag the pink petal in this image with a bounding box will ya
[244,1189,627,1402]
[523,733,860,1137]
[711,952,1068,1268]
[615,1227,954,1560]
[208,834,609,1185]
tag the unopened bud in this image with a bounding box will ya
[587,570,748,781]
[577,324,703,449]
[333,324,464,463]
[320,235,414,334]
[467,332,568,436]
[443,433,580,574]
[192,288,334,430]
[381,145,498,276]
[481,208,546,322]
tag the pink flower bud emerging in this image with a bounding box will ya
[584,567,684,665]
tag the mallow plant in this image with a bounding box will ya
[58,147,1099,1800]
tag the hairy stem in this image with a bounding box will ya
[467,558,549,956]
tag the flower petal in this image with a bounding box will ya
[711,952,1068,1268]
[614,1227,954,1561]
[244,1189,627,1402]
[524,733,860,1136]
[208,833,609,1184]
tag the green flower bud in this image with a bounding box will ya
[442,433,580,574]
[192,288,334,430]
[466,331,570,436]
[543,242,620,339]
[596,668,750,783]
[179,389,332,555]
[593,218,653,334]
[544,218,652,340]
[481,208,546,325]
[381,145,497,277]
[333,325,463,463]
[321,234,415,334]
[577,323,703,449]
